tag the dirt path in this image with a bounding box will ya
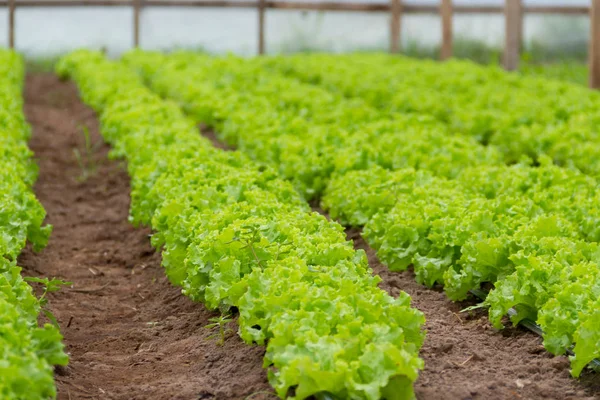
[19,73,271,400]
[349,230,600,400]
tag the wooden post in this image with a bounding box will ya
[389,0,402,53]
[8,0,15,49]
[133,0,141,47]
[258,0,266,54]
[590,0,600,88]
[503,0,523,71]
[440,0,452,60]
[389,0,401,53]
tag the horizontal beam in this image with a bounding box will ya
[1,0,130,6]
[525,6,589,15]
[0,1,591,15]
[266,1,387,12]
[145,0,256,7]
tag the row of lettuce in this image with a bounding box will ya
[329,161,600,377]
[263,54,600,179]
[122,50,501,201]
[0,49,67,399]
[57,50,426,400]
[120,50,600,377]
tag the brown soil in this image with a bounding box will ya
[19,73,272,400]
[199,124,232,151]
[347,228,600,400]
[17,72,599,400]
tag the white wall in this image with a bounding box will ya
[0,1,591,57]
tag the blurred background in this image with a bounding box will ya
[0,0,591,82]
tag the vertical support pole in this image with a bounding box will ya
[8,0,15,49]
[390,0,402,53]
[440,0,453,60]
[133,0,141,47]
[258,0,266,55]
[504,0,523,71]
[590,0,600,89]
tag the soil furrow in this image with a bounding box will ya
[18,73,271,400]
[347,228,599,400]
